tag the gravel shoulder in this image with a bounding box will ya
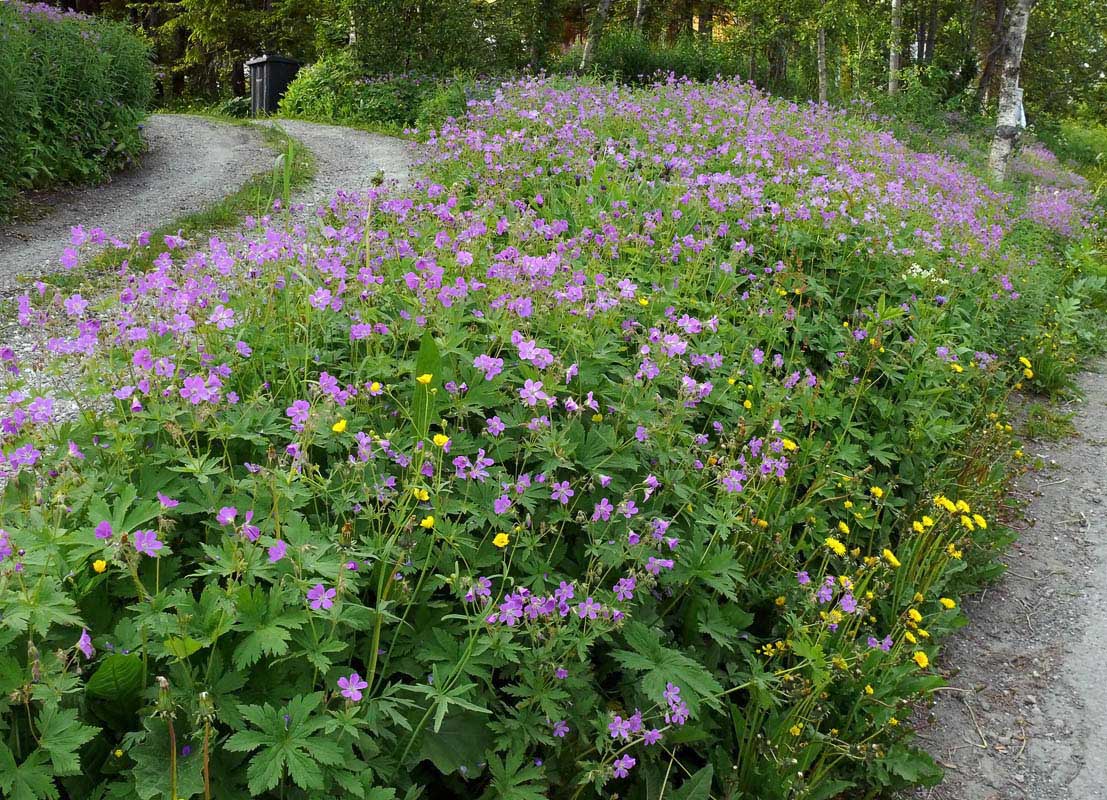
[913,365,1107,800]
[0,114,274,290]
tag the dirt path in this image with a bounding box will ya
[0,114,273,290]
[913,365,1107,800]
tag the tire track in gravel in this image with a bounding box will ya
[912,364,1107,800]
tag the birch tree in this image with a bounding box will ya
[988,0,1034,181]
[580,0,613,70]
[888,0,903,93]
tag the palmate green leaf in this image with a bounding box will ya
[4,581,83,637]
[36,704,98,776]
[684,549,745,601]
[485,748,547,800]
[0,744,60,800]
[231,586,305,670]
[612,622,723,715]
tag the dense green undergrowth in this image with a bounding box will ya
[0,2,153,215]
[0,74,1104,800]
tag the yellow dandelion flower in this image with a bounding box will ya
[1024,368,1034,379]
[825,536,847,556]
[913,592,925,603]
[939,597,956,610]
[905,632,917,644]
[416,373,433,385]
[972,514,987,529]
[419,515,435,529]
[960,514,975,531]
[331,418,347,433]
[908,608,923,623]
[432,433,450,447]
[781,438,797,451]
[912,520,925,533]
[92,559,107,573]
[918,628,930,638]
[1019,356,1032,369]
[922,515,935,528]
[870,486,884,499]
[955,499,971,513]
[882,548,901,568]
[493,532,510,548]
[946,543,962,559]
[913,651,929,669]
[837,520,850,536]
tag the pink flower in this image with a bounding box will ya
[337,671,368,702]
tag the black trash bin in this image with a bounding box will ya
[245,54,300,116]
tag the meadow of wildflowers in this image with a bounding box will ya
[0,75,1101,799]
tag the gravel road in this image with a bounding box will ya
[0,115,417,291]
[912,365,1107,800]
[0,114,273,290]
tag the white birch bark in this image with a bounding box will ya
[580,0,614,70]
[889,0,903,94]
[817,27,828,103]
[988,0,1034,181]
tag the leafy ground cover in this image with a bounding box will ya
[0,75,1103,800]
[0,2,153,214]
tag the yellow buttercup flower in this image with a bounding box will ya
[913,651,929,669]
[416,373,433,385]
[331,418,347,433]
[864,684,874,695]
[592,413,603,422]
[411,487,430,502]
[882,548,901,568]
[92,559,107,573]
[843,500,853,509]
[493,532,510,548]
[743,399,753,410]
[789,724,802,736]
[638,296,650,306]
[870,486,884,499]
[432,433,450,447]
[951,363,964,373]
[419,515,435,529]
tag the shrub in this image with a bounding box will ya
[0,2,153,209]
[0,76,1101,800]
[556,28,742,83]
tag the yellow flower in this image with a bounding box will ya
[493,532,510,548]
[638,296,649,306]
[946,543,962,559]
[913,592,925,603]
[432,433,450,447]
[743,399,753,410]
[781,438,797,451]
[1023,368,1034,379]
[419,515,435,529]
[592,413,603,422]
[922,515,935,528]
[908,608,923,623]
[114,748,124,758]
[331,418,347,433]
[369,381,382,393]
[913,651,929,669]
[824,536,847,556]
[918,628,930,638]
[727,376,736,385]
[889,717,899,726]
[951,363,964,373]
[870,486,884,499]
[939,597,956,609]
[411,487,430,502]
[882,548,901,568]
[843,500,853,509]
[912,520,925,533]
[92,559,107,574]
[972,514,987,529]
[416,373,433,385]
[775,595,786,606]
[864,684,874,695]
[789,724,802,736]
[955,499,970,513]
[960,514,975,531]
[905,631,917,644]
[837,520,850,536]
[1015,449,1024,459]
[1019,356,1032,369]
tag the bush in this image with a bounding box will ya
[279,54,490,131]
[556,28,742,83]
[0,75,1101,800]
[0,2,153,208]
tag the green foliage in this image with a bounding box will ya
[0,3,153,210]
[556,28,742,83]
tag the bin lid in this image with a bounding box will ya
[245,54,299,66]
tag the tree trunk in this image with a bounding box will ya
[633,0,648,31]
[889,0,903,93]
[580,0,614,70]
[817,27,828,103]
[988,0,1033,181]
[701,2,714,40]
[976,0,1007,108]
[924,2,938,62]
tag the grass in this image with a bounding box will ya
[38,121,315,294]
[1022,401,1078,440]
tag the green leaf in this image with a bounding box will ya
[164,637,203,661]
[670,765,713,800]
[85,654,143,701]
[411,330,442,438]
[36,705,98,776]
[0,745,61,800]
[612,622,723,714]
[417,711,491,775]
[130,719,205,799]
